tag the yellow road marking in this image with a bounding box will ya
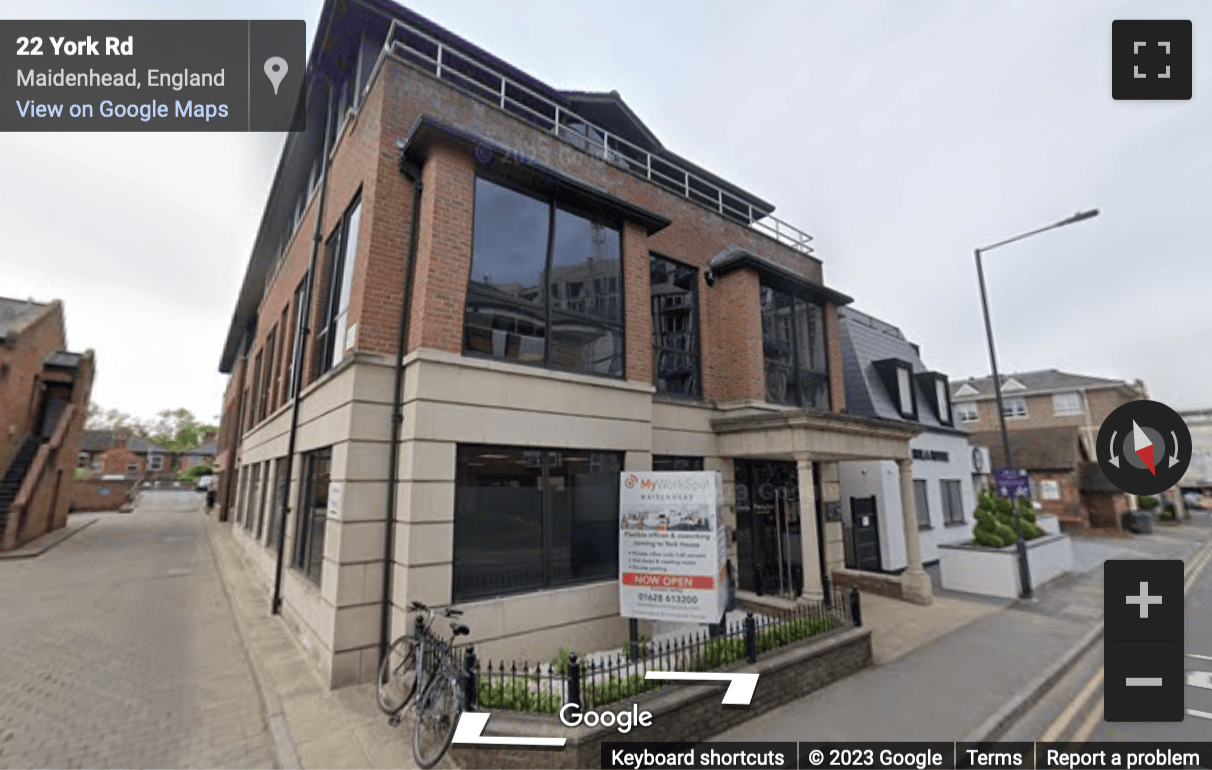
[1072,695,1104,742]
[1040,667,1104,742]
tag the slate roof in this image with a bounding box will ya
[78,430,171,454]
[837,307,955,431]
[0,296,49,339]
[45,351,81,368]
[968,427,1084,471]
[187,441,218,456]
[951,369,1132,400]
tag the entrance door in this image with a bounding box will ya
[850,496,881,571]
[735,460,803,598]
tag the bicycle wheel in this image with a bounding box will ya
[376,636,418,715]
[412,669,463,769]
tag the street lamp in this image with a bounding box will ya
[975,208,1099,599]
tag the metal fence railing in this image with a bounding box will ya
[382,17,815,257]
[460,585,859,714]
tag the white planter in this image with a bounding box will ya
[1037,514,1060,535]
[939,533,1073,599]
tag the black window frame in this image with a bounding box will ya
[288,277,308,398]
[651,455,705,472]
[314,193,362,381]
[248,352,263,432]
[650,254,702,399]
[873,358,919,421]
[941,479,965,526]
[244,463,261,532]
[463,173,626,379]
[760,282,831,410]
[915,371,953,426]
[259,325,277,423]
[293,447,332,586]
[452,443,624,602]
[269,456,289,551]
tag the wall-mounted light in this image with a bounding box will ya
[704,271,716,288]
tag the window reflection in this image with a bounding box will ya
[650,256,700,397]
[761,285,829,409]
[465,178,623,377]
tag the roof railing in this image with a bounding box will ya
[382,18,814,256]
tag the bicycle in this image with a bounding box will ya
[376,601,469,768]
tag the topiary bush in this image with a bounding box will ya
[1138,496,1159,510]
[972,488,1044,547]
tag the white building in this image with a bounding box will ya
[835,309,979,573]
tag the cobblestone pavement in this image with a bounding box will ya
[0,493,276,769]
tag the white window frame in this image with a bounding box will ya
[126,462,139,474]
[935,379,950,423]
[956,402,980,423]
[1002,397,1028,419]
[896,366,914,416]
[1053,391,1082,415]
[149,453,164,472]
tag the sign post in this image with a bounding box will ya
[618,471,727,625]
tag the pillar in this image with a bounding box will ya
[817,461,845,580]
[796,457,824,600]
[897,458,933,605]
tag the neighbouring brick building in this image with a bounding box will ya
[217,0,934,689]
[0,297,94,550]
[951,369,1147,529]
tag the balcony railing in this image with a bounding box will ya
[383,18,815,256]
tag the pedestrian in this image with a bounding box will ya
[206,486,216,511]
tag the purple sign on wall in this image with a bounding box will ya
[994,468,1030,499]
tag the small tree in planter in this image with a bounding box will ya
[972,488,1044,547]
[1138,496,1159,512]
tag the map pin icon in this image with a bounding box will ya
[264,57,288,95]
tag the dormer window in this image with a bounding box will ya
[915,371,954,426]
[896,367,914,415]
[874,358,918,420]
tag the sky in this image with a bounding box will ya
[2,0,1210,424]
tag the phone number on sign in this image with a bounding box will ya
[637,593,698,604]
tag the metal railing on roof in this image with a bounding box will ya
[383,18,814,256]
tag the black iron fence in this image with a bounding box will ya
[463,586,859,714]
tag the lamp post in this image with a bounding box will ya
[975,208,1099,599]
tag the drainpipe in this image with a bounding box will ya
[380,155,423,664]
[272,82,335,616]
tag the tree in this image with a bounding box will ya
[972,488,1044,547]
[144,408,218,452]
[85,404,143,433]
[85,405,217,452]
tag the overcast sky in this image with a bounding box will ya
[3,0,1209,424]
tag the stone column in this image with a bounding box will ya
[897,458,933,605]
[796,457,824,600]
[817,461,845,581]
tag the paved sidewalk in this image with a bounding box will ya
[203,510,434,770]
[713,516,1212,743]
[0,493,275,768]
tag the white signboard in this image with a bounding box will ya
[618,471,727,624]
[1042,480,1060,500]
[327,481,342,520]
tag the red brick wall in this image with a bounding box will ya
[230,51,847,417]
[71,477,135,512]
[0,302,65,467]
[99,447,144,475]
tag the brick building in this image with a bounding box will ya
[0,297,94,550]
[951,369,1146,528]
[217,0,933,689]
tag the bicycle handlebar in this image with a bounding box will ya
[408,601,461,617]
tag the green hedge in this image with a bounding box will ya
[479,613,837,713]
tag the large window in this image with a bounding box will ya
[913,479,931,529]
[294,447,331,585]
[650,255,700,397]
[453,444,624,602]
[464,177,623,377]
[760,285,829,409]
[255,460,270,542]
[288,277,308,398]
[244,463,261,532]
[259,326,277,423]
[248,353,262,432]
[315,196,361,379]
[941,479,965,525]
[269,456,289,551]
